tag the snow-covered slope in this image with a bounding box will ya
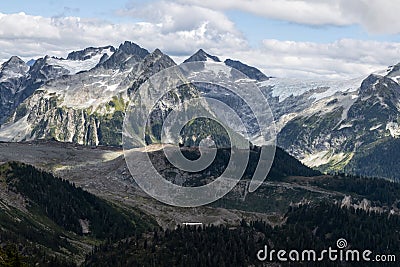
[261,76,363,102]
[183,49,221,63]
[0,46,117,126]
[0,42,182,146]
[276,64,400,179]
[45,46,115,75]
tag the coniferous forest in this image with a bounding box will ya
[1,150,400,266]
[84,203,400,267]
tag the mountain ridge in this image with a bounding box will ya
[2,40,400,180]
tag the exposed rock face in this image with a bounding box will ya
[0,56,30,124]
[0,43,189,146]
[224,59,269,81]
[276,64,400,179]
[67,46,116,61]
[183,49,269,81]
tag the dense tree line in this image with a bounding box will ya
[311,173,400,207]
[345,137,400,181]
[85,202,400,266]
[3,162,149,240]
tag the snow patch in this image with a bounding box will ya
[0,115,31,141]
[338,124,353,130]
[370,124,382,131]
[260,77,363,102]
[105,84,119,92]
[47,49,112,75]
[301,150,353,168]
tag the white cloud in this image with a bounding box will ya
[176,0,400,34]
[0,9,246,63]
[224,39,400,79]
[118,1,238,34]
[0,3,399,80]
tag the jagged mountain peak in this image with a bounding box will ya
[27,55,70,82]
[1,56,27,72]
[360,74,381,90]
[3,56,26,66]
[147,48,174,62]
[97,41,150,70]
[66,45,116,61]
[182,50,269,81]
[152,48,164,56]
[29,56,46,70]
[146,48,176,69]
[118,41,150,58]
[125,48,177,96]
[184,49,221,63]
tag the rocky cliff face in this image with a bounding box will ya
[0,56,30,124]
[276,64,400,179]
[0,42,186,146]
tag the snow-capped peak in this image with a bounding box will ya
[184,49,221,63]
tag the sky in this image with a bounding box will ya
[1,0,400,79]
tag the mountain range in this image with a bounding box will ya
[1,40,400,180]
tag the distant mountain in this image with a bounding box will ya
[97,41,149,70]
[276,63,400,179]
[26,58,36,66]
[183,48,221,63]
[0,56,29,124]
[3,40,400,180]
[66,45,116,61]
[183,49,269,82]
[0,43,272,147]
[0,56,28,79]
[224,58,269,81]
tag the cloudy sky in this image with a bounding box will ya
[1,0,400,79]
